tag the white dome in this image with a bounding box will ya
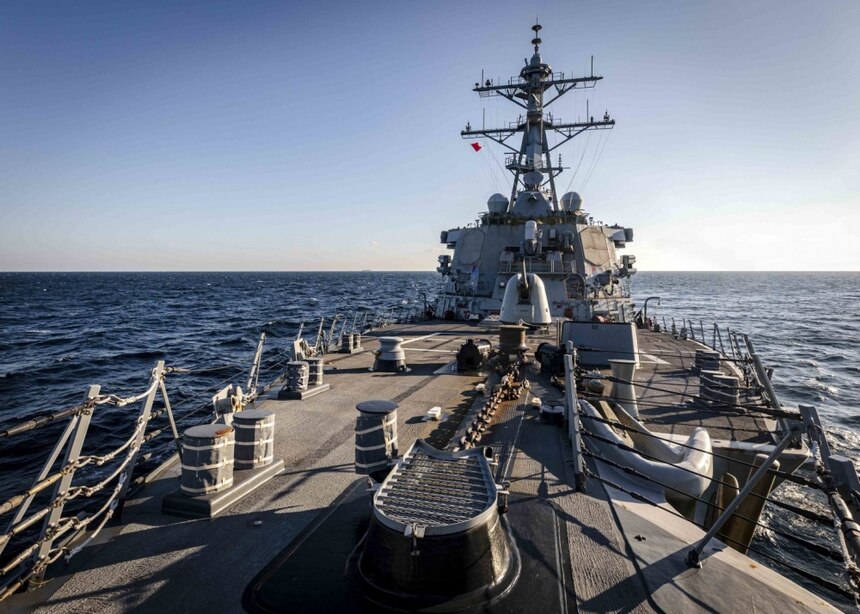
[487,193,509,214]
[560,191,583,212]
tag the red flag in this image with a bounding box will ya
[470,142,482,152]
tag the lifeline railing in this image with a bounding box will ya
[650,316,787,415]
[0,332,292,601]
[0,291,439,600]
[0,362,170,599]
[562,339,860,607]
[293,301,433,357]
[498,260,574,275]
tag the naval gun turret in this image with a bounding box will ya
[500,260,551,326]
[435,24,636,324]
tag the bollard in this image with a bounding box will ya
[694,350,721,372]
[285,361,309,392]
[355,400,399,480]
[181,424,235,496]
[341,334,355,353]
[306,357,324,387]
[233,409,275,470]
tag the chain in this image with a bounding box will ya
[456,362,526,450]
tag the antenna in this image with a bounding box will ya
[531,22,542,53]
[460,23,615,210]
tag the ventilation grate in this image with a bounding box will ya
[374,440,497,532]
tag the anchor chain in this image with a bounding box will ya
[458,363,527,450]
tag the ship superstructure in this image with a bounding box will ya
[436,25,636,323]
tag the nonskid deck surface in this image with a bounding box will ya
[12,320,826,613]
[633,330,775,442]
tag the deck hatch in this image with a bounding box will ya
[372,440,498,536]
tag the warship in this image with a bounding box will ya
[2,24,859,614]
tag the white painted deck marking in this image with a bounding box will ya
[401,348,457,353]
[640,353,669,365]
[400,332,442,345]
[433,361,459,375]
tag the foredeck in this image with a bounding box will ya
[634,330,776,443]
[9,320,828,613]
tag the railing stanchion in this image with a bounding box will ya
[0,417,78,558]
[313,317,325,353]
[744,335,791,433]
[799,405,860,583]
[336,313,349,346]
[564,349,584,491]
[246,332,267,393]
[686,425,800,568]
[32,384,100,581]
[117,361,164,516]
[713,324,726,356]
[158,378,182,460]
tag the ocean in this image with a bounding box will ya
[0,272,441,509]
[0,270,857,606]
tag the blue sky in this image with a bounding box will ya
[1,1,858,271]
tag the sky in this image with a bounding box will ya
[1,1,858,272]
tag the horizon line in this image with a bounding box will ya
[1,270,859,274]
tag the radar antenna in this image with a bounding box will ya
[531,22,542,54]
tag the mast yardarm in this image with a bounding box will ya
[461,24,615,212]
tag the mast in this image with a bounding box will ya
[461,23,615,211]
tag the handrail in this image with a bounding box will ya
[290,296,436,356]
[0,332,278,600]
[498,260,574,274]
[563,349,584,490]
[0,364,172,594]
[565,318,860,603]
[685,424,801,567]
[0,290,439,601]
[0,405,88,440]
[577,401,858,600]
[800,405,860,588]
